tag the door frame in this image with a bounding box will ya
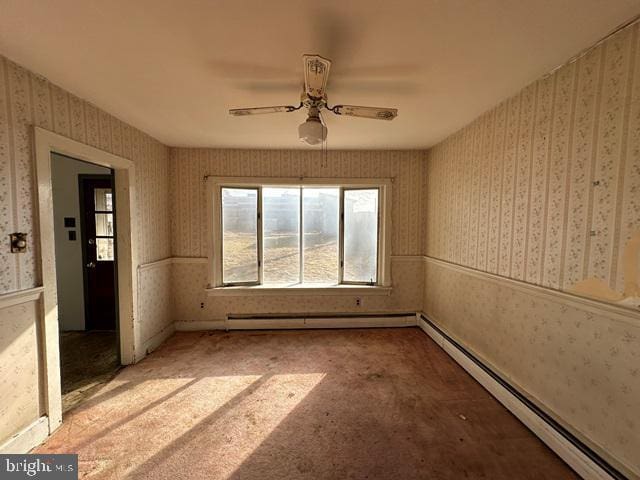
[34,126,137,433]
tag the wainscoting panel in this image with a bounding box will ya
[172,256,424,324]
[423,257,640,478]
[137,259,173,356]
[0,288,43,446]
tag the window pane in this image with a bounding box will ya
[96,238,114,261]
[303,188,339,284]
[222,188,258,284]
[94,188,113,211]
[343,189,378,283]
[263,187,300,285]
[95,213,114,236]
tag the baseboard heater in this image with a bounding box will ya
[419,314,627,480]
[224,312,417,330]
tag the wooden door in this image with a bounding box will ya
[79,175,117,330]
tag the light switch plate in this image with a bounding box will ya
[10,233,27,253]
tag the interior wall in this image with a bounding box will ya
[0,53,172,447]
[0,20,637,475]
[424,22,640,305]
[0,55,172,293]
[51,154,111,331]
[422,22,640,478]
[170,148,425,321]
[0,295,41,447]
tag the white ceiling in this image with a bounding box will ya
[1,1,638,149]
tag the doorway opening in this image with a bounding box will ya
[51,153,121,414]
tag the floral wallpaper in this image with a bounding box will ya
[0,52,173,353]
[425,22,640,304]
[0,298,40,445]
[137,261,172,351]
[0,54,172,445]
[0,54,172,295]
[423,258,640,478]
[0,20,638,478]
[172,257,423,323]
[169,148,426,320]
[422,21,640,479]
[169,148,426,258]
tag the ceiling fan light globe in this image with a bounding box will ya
[298,118,327,146]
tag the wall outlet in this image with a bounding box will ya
[355,297,361,307]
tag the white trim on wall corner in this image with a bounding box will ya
[137,257,173,272]
[135,257,207,272]
[34,126,139,432]
[423,256,640,324]
[141,323,175,356]
[0,287,44,310]
[417,314,625,480]
[0,416,49,454]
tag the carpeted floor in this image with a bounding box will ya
[37,328,578,479]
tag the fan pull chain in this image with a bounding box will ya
[322,111,328,168]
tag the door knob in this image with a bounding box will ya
[88,238,95,245]
[86,262,96,268]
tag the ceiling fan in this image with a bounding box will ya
[229,54,398,145]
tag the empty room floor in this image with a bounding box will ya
[60,331,121,413]
[36,329,577,479]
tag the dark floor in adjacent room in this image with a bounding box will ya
[60,330,120,413]
[39,328,578,479]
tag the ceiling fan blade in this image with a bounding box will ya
[331,105,398,120]
[303,54,331,99]
[229,105,300,116]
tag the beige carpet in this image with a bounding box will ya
[37,328,578,479]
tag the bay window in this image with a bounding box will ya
[207,177,391,291]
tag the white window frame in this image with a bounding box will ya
[206,176,392,294]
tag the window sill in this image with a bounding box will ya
[205,284,392,297]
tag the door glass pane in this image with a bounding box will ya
[303,188,339,284]
[95,213,114,236]
[96,238,114,261]
[222,188,258,284]
[95,188,113,211]
[263,187,300,285]
[343,189,378,283]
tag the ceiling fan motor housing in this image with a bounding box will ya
[299,106,327,145]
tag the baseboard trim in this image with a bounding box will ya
[175,320,226,331]
[417,313,627,480]
[0,417,49,454]
[229,315,416,330]
[175,314,417,331]
[141,323,175,356]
